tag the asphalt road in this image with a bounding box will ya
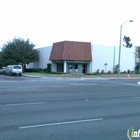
[0,75,140,140]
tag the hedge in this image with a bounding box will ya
[25,68,43,72]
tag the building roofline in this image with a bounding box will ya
[53,40,91,44]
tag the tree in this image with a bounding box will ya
[123,35,132,48]
[134,46,140,73]
[1,37,39,67]
[0,51,4,66]
[137,47,140,59]
[135,46,140,62]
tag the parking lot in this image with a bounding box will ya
[0,74,140,140]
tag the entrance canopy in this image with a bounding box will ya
[49,41,92,61]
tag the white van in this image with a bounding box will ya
[4,65,23,76]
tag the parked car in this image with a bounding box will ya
[4,65,23,76]
[0,67,6,74]
[2,67,6,74]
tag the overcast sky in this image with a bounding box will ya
[0,0,139,48]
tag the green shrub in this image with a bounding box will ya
[96,69,100,74]
[25,68,42,72]
[101,70,104,74]
[113,64,119,74]
[131,71,134,74]
[46,64,51,73]
[123,71,126,74]
[136,71,140,74]
[49,72,66,74]
[43,68,51,73]
[92,72,99,75]
[135,64,139,72]
[127,69,130,74]
[107,71,111,74]
[85,73,92,75]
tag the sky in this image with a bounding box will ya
[0,0,140,48]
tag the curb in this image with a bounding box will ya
[23,74,140,80]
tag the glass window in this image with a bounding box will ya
[13,66,22,69]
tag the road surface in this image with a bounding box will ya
[0,75,140,140]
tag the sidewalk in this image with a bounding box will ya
[23,72,140,80]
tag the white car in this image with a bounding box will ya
[4,65,23,76]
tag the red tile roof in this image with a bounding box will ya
[49,41,92,61]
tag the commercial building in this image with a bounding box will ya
[27,40,137,74]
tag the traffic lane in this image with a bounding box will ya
[0,84,140,138]
[0,79,140,140]
[0,79,140,105]
[0,78,71,105]
[0,78,140,106]
[15,116,140,140]
[1,76,140,89]
[1,77,140,107]
[0,106,140,140]
[0,90,140,128]
[20,116,140,140]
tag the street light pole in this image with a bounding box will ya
[118,25,122,78]
[118,20,133,78]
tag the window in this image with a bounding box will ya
[13,66,22,69]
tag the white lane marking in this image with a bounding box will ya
[109,81,140,87]
[19,118,103,129]
[70,83,97,85]
[0,102,44,107]
[133,97,140,99]
[81,78,107,80]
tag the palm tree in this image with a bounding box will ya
[123,35,132,48]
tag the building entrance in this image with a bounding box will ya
[57,63,64,72]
